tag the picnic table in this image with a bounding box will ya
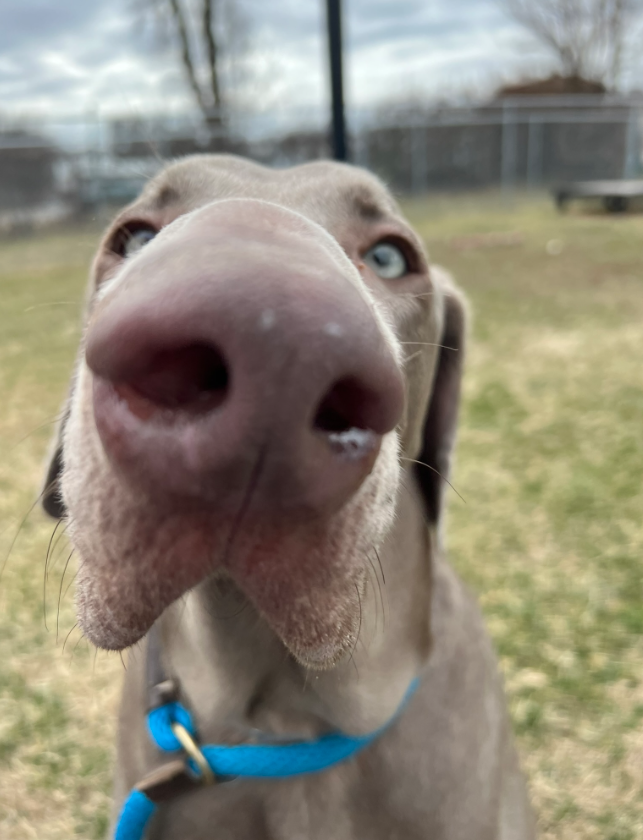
[554,179,643,213]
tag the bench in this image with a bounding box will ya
[554,179,643,213]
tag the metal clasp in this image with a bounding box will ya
[171,722,216,786]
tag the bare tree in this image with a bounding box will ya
[502,0,643,88]
[150,0,252,127]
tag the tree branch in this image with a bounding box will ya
[202,0,223,122]
[168,0,209,115]
[501,0,643,86]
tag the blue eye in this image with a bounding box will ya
[123,227,157,258]
[363,242,408,280]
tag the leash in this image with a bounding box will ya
[114,626,419,840]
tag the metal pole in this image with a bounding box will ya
[326,0,348,161]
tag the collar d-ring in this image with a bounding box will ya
[170,722,216,786]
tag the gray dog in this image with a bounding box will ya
[43,155,534,839]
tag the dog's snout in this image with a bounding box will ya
[86,201,404,516]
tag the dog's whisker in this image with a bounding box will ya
[366,554,384,637]
[350,582,364,667]
[0,483,52,582]
[375,562,387,630]
[24,301,79,312]
[219,445,267,571]
[47,524,70,577]
[365,561,379,637]
[373,547,386,587]
[43,519,64,631]
[62,622,78,653]
[399,342,458,351]
[406,291,435,300]
[70,633,87,663]
[62,568,80,601]
[45,519,65,582]
[202,588,251,621]
[56,549,75,643]
[194,453,267,624]
[129,640,144,667]
[404,350,424,365]
[400,457,467,504]
[302,663,311,694]
[176,592,190,630]
[11,412,66,450]
[347,648,360,680]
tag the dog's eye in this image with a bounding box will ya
[123,227,157,257]
[111,224,158,258]
[363,242,408,280]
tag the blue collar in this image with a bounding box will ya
[114,678,419,840]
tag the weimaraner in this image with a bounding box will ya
[42,155,534,839]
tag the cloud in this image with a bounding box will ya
[0,1,104,52]
[0,0,637,122]
[0,2,186,114]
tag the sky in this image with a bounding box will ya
[0,0,641,124]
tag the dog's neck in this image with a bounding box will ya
[157,474,433,740]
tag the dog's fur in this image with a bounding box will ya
[43,155,534,839]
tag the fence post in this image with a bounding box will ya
[623,107,640,178]
[353,123,369,170]
[411,121,428,195]
[526,116,543,189]
[501,103,517,197]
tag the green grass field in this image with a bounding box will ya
[1,194,642,838]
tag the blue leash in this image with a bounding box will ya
[114,679,419,840]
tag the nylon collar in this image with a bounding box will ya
[113,625,419,840]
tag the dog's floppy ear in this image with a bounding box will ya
[41,403,70,519]
[415,273,467,525]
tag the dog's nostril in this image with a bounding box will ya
[120,343,229,416]
[314,378,375,435]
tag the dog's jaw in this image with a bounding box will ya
[63,361,401,665]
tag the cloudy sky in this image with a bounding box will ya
[0,0,640,123]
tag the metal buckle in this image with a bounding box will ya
[171,722,216,786]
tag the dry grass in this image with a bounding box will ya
[0,228,122,839]
[1,193,643,838]
[405,193,643,839]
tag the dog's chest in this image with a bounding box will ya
[147,757,431,840]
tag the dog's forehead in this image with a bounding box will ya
[135,155,402,231]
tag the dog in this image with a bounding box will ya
[42,155,535,839]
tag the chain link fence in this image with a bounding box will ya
[357,96,642,193]
[1,95,642,229]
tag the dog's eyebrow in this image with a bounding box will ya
[350,193,388,223]
[151,184,180,209]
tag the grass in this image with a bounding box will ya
[0,228,119,839]
[1,193,643,837]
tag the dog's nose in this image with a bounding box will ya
[87,201,404,517]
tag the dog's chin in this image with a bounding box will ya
[75,580,161,652]
[260,586,363,671]
[78,605,358,671]
[75,557,364,667]
[77,603,359,671]
[287,630,358,671]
